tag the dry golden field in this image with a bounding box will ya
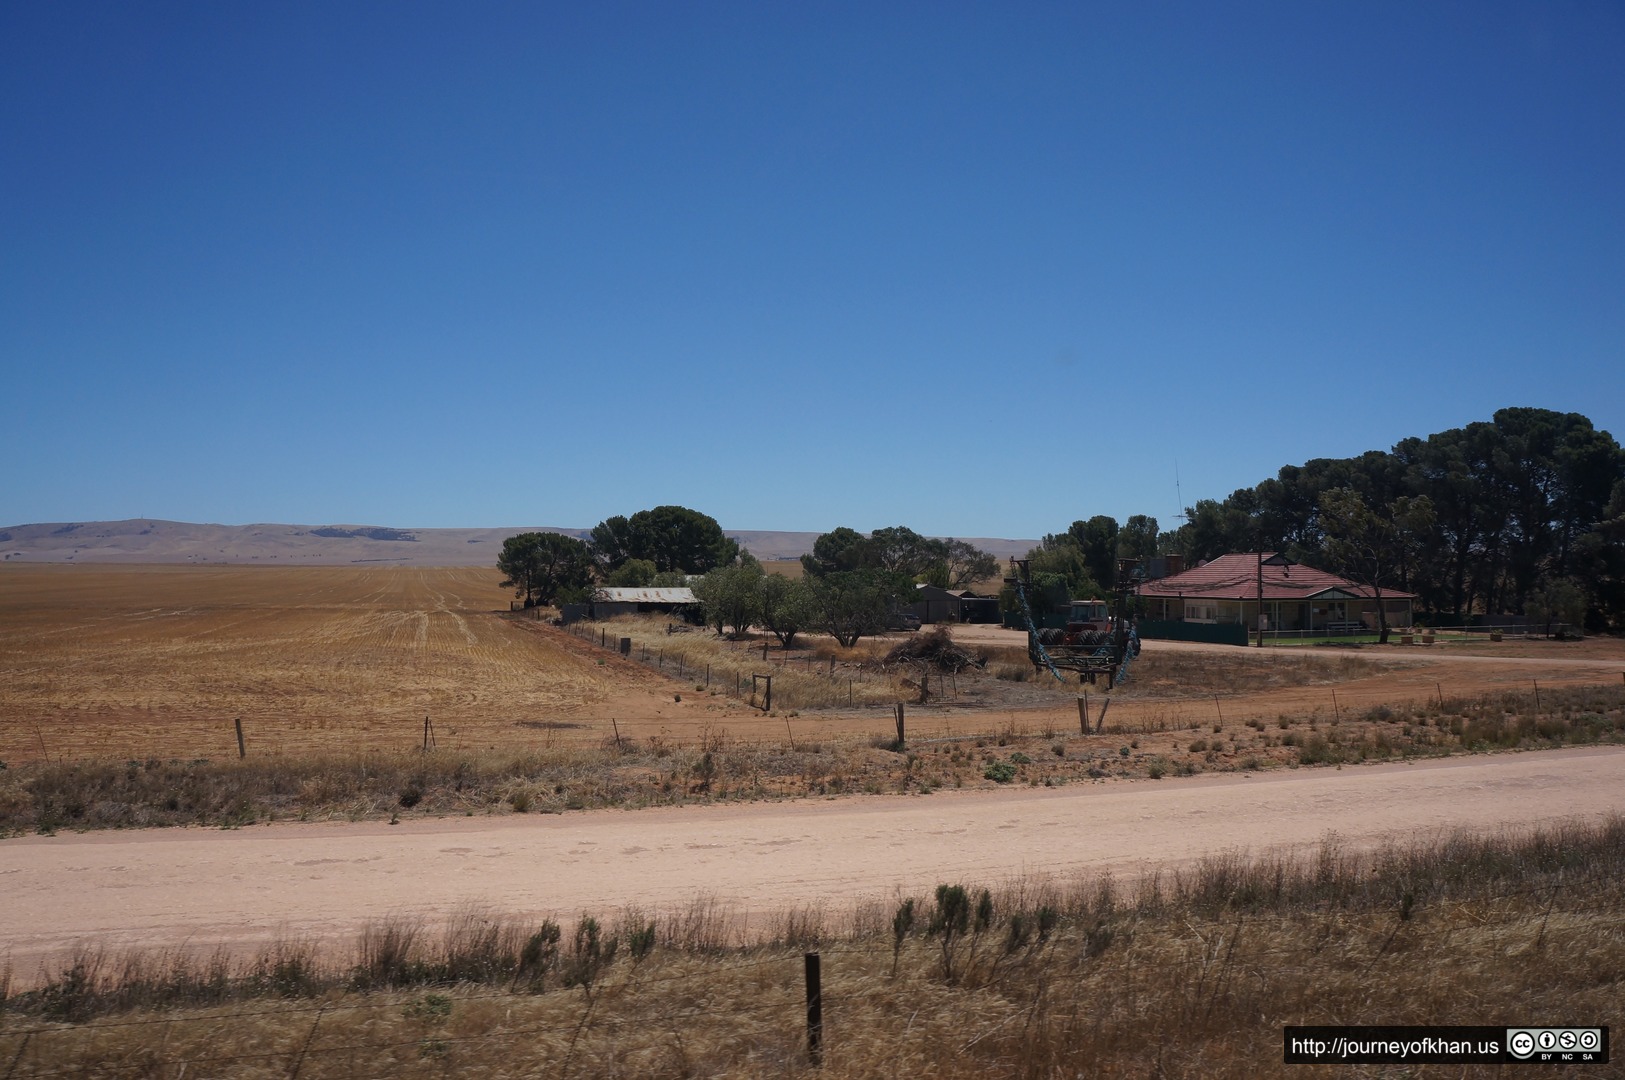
[0,565,744,762]
[4,563,1623,770]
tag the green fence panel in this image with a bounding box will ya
[1000,611,1071,630]
[1138,620,1249,646]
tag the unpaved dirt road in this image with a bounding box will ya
[5,746,1622,983]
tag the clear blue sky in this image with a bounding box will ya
[4,2,1622,539]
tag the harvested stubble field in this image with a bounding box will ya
[5,566,1625,1077]
[3,565,1624,832]
[0,565,747,762]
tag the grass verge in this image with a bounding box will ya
[2,685,1621,834]
[3,818,1620,1077]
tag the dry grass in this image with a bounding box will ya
[8,566,1618,765]
[4,565,1622,832]
[4,819,1620,1077]
[584,617,1393,714]
[0,565,710,761]
[4,684,1619,834]
[568,617,905,711]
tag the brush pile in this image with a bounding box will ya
[884,626,985,673]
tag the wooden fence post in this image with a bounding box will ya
[805,952,823,1067]
[235,717,245,759]
[895,702,905,747]
[1078,695,1088,735]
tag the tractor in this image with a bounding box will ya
[1008,558,1141,688]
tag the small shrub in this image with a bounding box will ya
[983,760,1017,783]
[627,919,656,963]
[1296,735,1338,766]
[403,992,453,1020]
[518,921,561,989]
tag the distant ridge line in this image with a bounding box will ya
[0,519,1039,567]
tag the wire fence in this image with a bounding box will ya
[563,619,906,711]
[3,865,1618,1078]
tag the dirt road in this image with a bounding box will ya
[5,745,1622,984]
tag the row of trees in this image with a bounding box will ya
[504,409,1625,632]
[1001,515,1162,617]
[1013,408,1624,631]
[695,526,1000,647]
[499,511,1001,648]
[1168,408,1624,629]
[798,526,997,587]
[497,505,738,608]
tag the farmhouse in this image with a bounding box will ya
[1136,552,1414,635]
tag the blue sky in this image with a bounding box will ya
[4,2,1622,539]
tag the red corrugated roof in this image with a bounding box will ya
[1135,553,1415,602]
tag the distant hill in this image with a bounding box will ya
[0,520,1039,567]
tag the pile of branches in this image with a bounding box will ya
[884,626,986,673]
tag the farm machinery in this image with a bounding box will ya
[1008,557,1141,688]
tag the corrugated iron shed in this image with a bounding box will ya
[594,587,697,604]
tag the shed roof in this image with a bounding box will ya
[1134,553,1415,602]
[594,587,697,604]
